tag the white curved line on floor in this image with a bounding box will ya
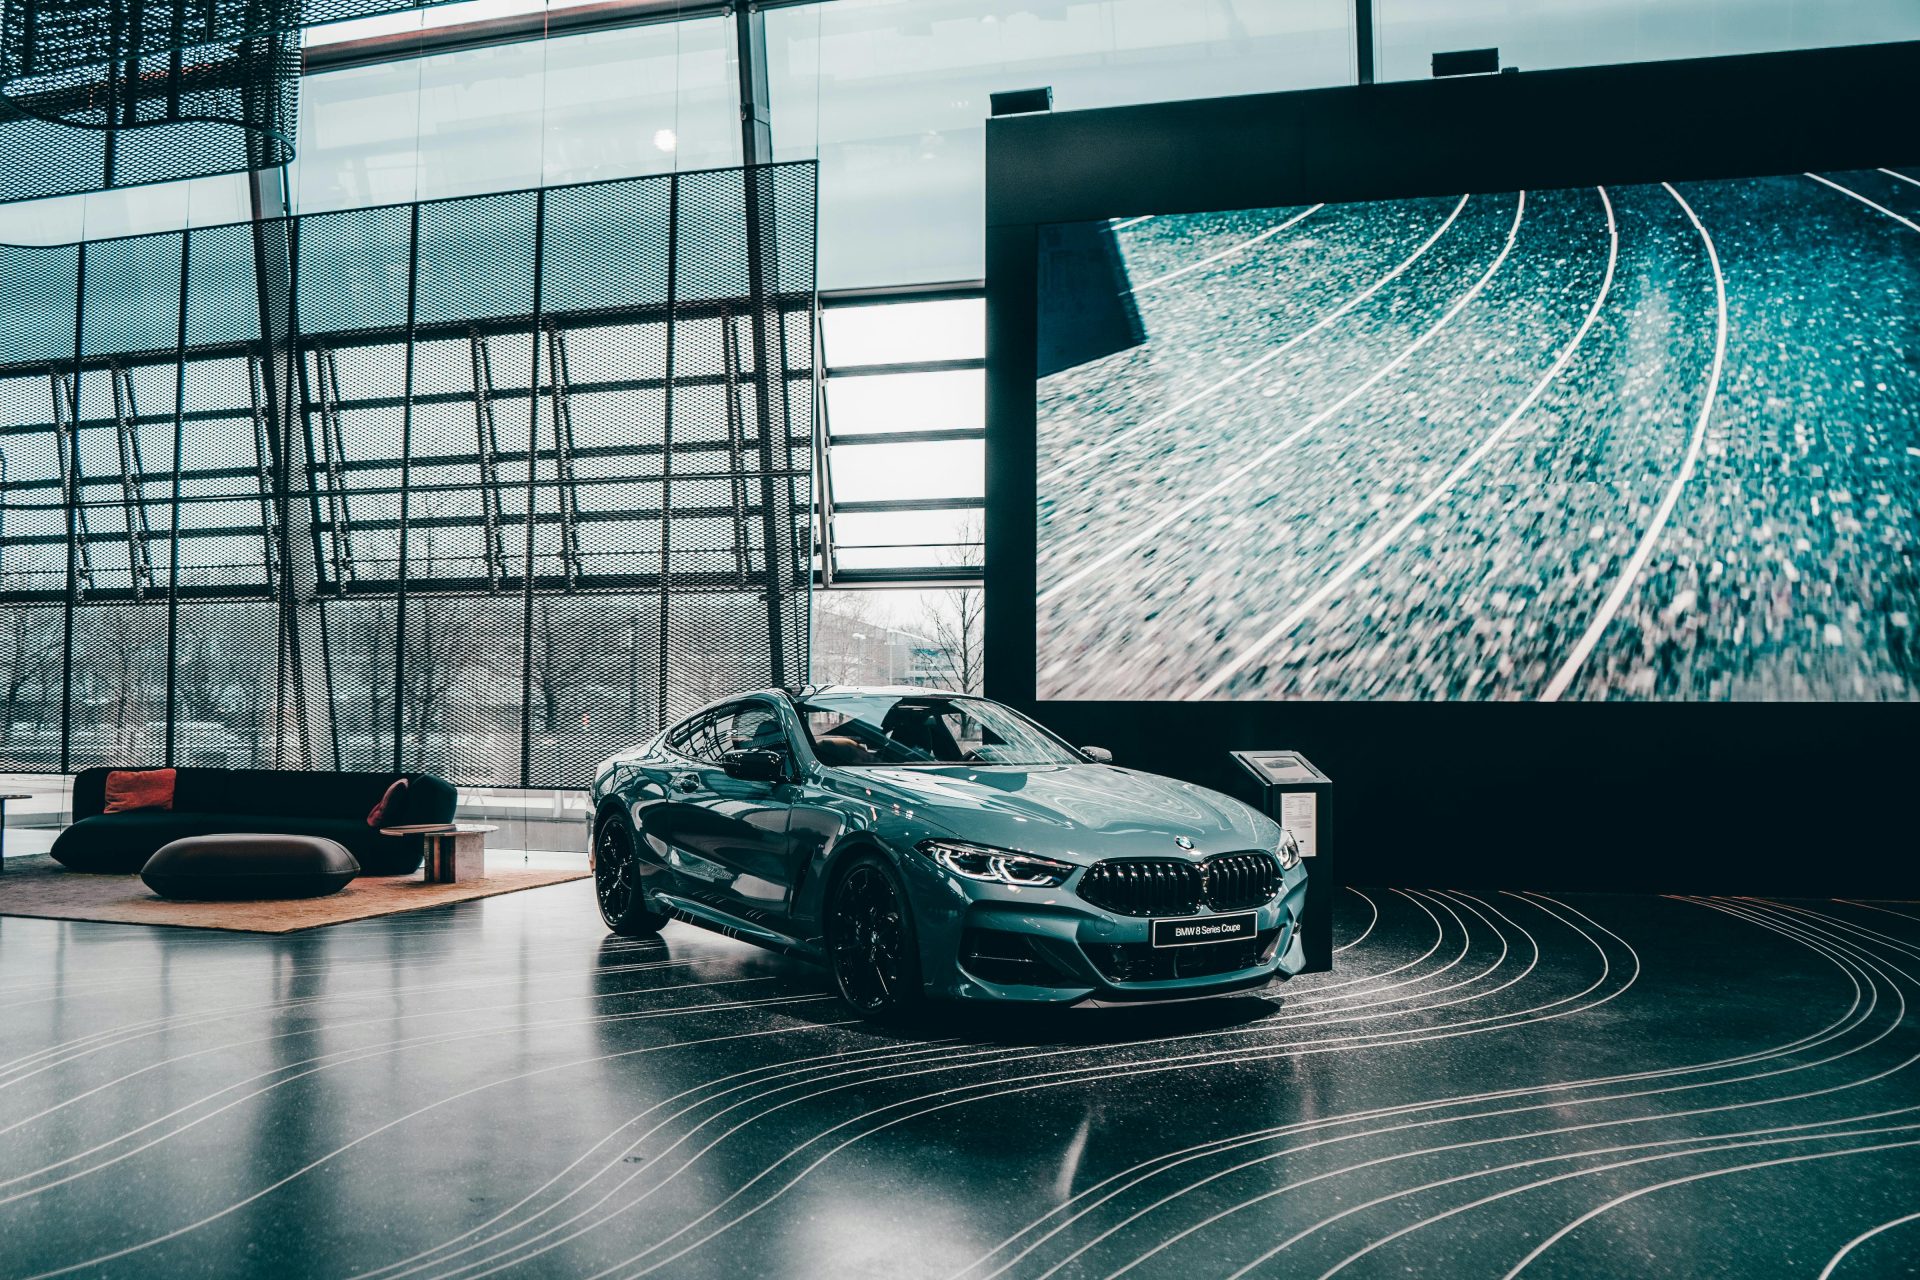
[1838,898,1920,925]
[1111,215,1154,230]
[404,890,1491,1280]
[1078,895,1884,1280]
[1038,195,1469,487]
[1880,167,1920,190]
[1196,898,1910,1280]
[431,891,1525,1280]
[0,971,785,1141]
[1032,194,1488,555]
[1818,1209,1920,1279]
[1334,888,1379,953]
[1126,206,1323,294]
[955,894,1846,1280]
[1809,171,1920,234]
[0,990,838,1203]
[1763,899,1920,960]
[17,888,1496,1280]
[0,940,742,1082]
[1541,181,1727,701]
[949,891,1609,1279]
[560,893,1630,1280]
[1195,186,1618,697]
[10,1015,861,1280]
[1499,1137,1920,1280]
[353,1034,975,1280]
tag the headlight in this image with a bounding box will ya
[1275,829,1302,871]
[916,839,1074,888]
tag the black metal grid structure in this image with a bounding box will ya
[0,162,816,786]
[0,0,465,202]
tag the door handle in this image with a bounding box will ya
[671,773,701,794]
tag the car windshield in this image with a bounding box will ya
[794,692,1083,768]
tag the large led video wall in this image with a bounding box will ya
[1035,168,1920,701]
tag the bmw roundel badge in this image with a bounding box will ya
[1174,836,1195,851]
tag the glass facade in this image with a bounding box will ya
[766,0,1356,290]
[1377,0,1920,82]
[5,0,1915,699]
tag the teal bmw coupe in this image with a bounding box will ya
[589,687,1308,1019]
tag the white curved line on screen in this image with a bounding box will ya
[9,1014,869,1280]
[955,893,1854,1280]
[1808,171,1920,234]
[1125,206,1324,294]
[1818,1209,1920,1279]
[1060,895,1886,1280]
[1334,887,1379,953]
[1182,899,1912,1280]
[1032,191,1477,513]
[510,893,1629,1280]
[1497,1138,1920,1280]
[1193,185,1618,697]
[419,891,1530,1280]
[1038,194,1469,486]
[0,989,840,1204]
[1540,181,1727,701]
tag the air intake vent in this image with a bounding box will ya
[1076,859,1202,917]
[1202,852,1281,911]
[1076,851,1281,917]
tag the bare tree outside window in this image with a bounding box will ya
[919,513,984,694]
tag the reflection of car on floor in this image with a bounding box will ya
[589,686,1307,1019]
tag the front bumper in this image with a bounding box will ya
[902,853,1309,1004]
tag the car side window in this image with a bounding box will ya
[727,704,790,757]
[665,703,788,766]
[665,710,723,764]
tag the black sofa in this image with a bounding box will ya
[51,767,458,877]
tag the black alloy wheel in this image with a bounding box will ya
[595,811,667,937]
[827,855,923,1018]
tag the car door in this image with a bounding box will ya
[662,699,800,921]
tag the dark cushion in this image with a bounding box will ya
[60,767,456,876]
[141,834,361,901]
[53,812,429,877]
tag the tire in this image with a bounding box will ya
[825,852,924,1019]
[594,810,668,938]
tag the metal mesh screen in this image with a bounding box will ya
[0,0,468,202]
[0,164,816,786]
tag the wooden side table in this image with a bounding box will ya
[0,794,29,873]
[380,823,498,884]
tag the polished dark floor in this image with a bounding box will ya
[2,877,1918,1279]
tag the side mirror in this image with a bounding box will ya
[721,748,788,784]
[1081,746,1113,764]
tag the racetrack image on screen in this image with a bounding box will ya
[1034,169,1920,701]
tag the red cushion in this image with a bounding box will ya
[367,777,409,827]
[103,768,177,814]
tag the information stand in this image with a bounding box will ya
[1232,751,1333,973]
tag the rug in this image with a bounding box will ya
[0,854,587,933]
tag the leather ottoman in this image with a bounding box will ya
[141,834,361,901]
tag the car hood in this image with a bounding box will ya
[828,763,1277,863]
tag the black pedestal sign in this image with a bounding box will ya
[1232,751,1332,974]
